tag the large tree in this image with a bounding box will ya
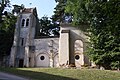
[52,0,67,23]
[0,13,16,65]
[66,0,120,69]
[38,16,59,37]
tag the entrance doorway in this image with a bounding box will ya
[19,59,24,67]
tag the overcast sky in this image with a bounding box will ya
[10,0,56,18]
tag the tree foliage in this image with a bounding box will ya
[52,0,67,23]
[0,0,17,65]
[38,16,59,37]
[12,4,24,15]
[0,13,16,61]
[0,0,10,23]
[66,0,120,69]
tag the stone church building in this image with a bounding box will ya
[9,8,90,68]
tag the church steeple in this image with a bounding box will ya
[9,7,38,67]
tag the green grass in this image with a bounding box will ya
[0,67,120,80]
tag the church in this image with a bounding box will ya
[9,8,90,68]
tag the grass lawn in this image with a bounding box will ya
[0,67,120,80]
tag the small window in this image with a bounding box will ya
[75,55,80,60]
[21,38,24,46]
[26,19,29,26]
[22,19,25,27]
[40,56,45,60]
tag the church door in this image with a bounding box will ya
[19,59,24,67]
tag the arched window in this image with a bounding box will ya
[26,19,29,27]
[22,19,25,27]
[74,40,83,53]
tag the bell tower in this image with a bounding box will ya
[9,8,38,67]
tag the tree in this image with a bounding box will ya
[66,0,120,69]
[0,0,17,66]
[52,0,67,23]
[38,16,59,37]
[12,4,24,15]
[0,0,10,23]
[39,16,51,36]
[65,0,89,25]
[0,13,17,65]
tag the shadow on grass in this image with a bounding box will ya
[0,67,78,80]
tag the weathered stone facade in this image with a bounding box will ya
[34,38,59,67]
[59,23,89,68]
[9,8,37,67]
[9,8,90,68]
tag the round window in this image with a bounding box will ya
[75,55,80,60]
[40,56,45,60]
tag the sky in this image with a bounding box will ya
[10,0,56,18]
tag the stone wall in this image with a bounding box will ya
[34,38,59,67]
[59,23,90,67]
